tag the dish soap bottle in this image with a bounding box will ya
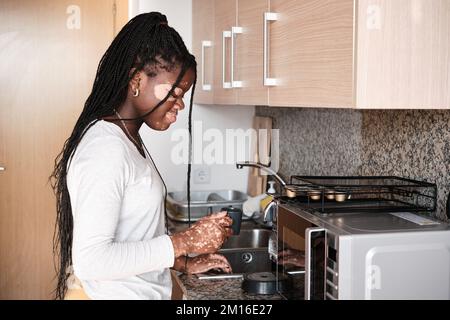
[267,180,276,194]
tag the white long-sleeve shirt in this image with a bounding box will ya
[66,120,175,299]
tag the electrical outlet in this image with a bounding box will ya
[193,167,211,184]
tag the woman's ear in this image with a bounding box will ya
[129,69,142,91]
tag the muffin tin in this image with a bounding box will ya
[284,185,351,203]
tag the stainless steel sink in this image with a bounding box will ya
[166,190,248,222]
[221,229,271,251]
[218,229,273,274]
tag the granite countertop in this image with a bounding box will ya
[176,273,284,300]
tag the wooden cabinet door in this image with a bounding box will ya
[356,0,450,109]
[268,0,355,108]
[236,0,269,105]
[0,0,122,299]
[213,0,237,105]
[192,0,215,104]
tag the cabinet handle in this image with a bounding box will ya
[222,30,232,89]
[263,12,278,86]
[201,40,212,91]
[231,26,243,88]
[0,166,5,171]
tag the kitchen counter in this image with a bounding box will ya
[174,272,284,300]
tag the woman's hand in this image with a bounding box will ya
[170,211,233,257]
[277,248,305,268]
[181,254,232,275]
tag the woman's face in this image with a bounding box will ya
[131,65,195,131]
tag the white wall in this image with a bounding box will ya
[132,0,255,193]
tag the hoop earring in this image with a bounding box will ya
[133,88,140,97]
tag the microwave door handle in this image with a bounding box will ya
[305,227,325,300]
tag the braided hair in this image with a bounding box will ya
[49,12,197,300]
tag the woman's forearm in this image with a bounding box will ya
[169,233,189,258]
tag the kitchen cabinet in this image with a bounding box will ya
[171,270,187,300]
[192,0,215,104]
[268,0,354,107]
[205,0,352,107]
[235,0,270,105]
[192,0,450,109]
[213,0,238,104]
[192,0,270,106]
[271,0,450,109]
[356,0,450,109]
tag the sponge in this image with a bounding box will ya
[260,195,274,212]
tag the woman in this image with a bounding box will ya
[50,12,232,300]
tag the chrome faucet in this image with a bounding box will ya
[263,201,277,223]
[236,161,283,224]
[235,161,287,188]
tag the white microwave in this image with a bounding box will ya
[274,203,450,300]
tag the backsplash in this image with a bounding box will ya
[360,110,450,220]
[256,107,450,220]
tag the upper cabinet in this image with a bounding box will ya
[192,0,450,109]
[268,0,354,107]
[213,0,238,104]
[193,0,270,105]
[192,0,215,104]
[356,0,450,109]
[235,0,270,105]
